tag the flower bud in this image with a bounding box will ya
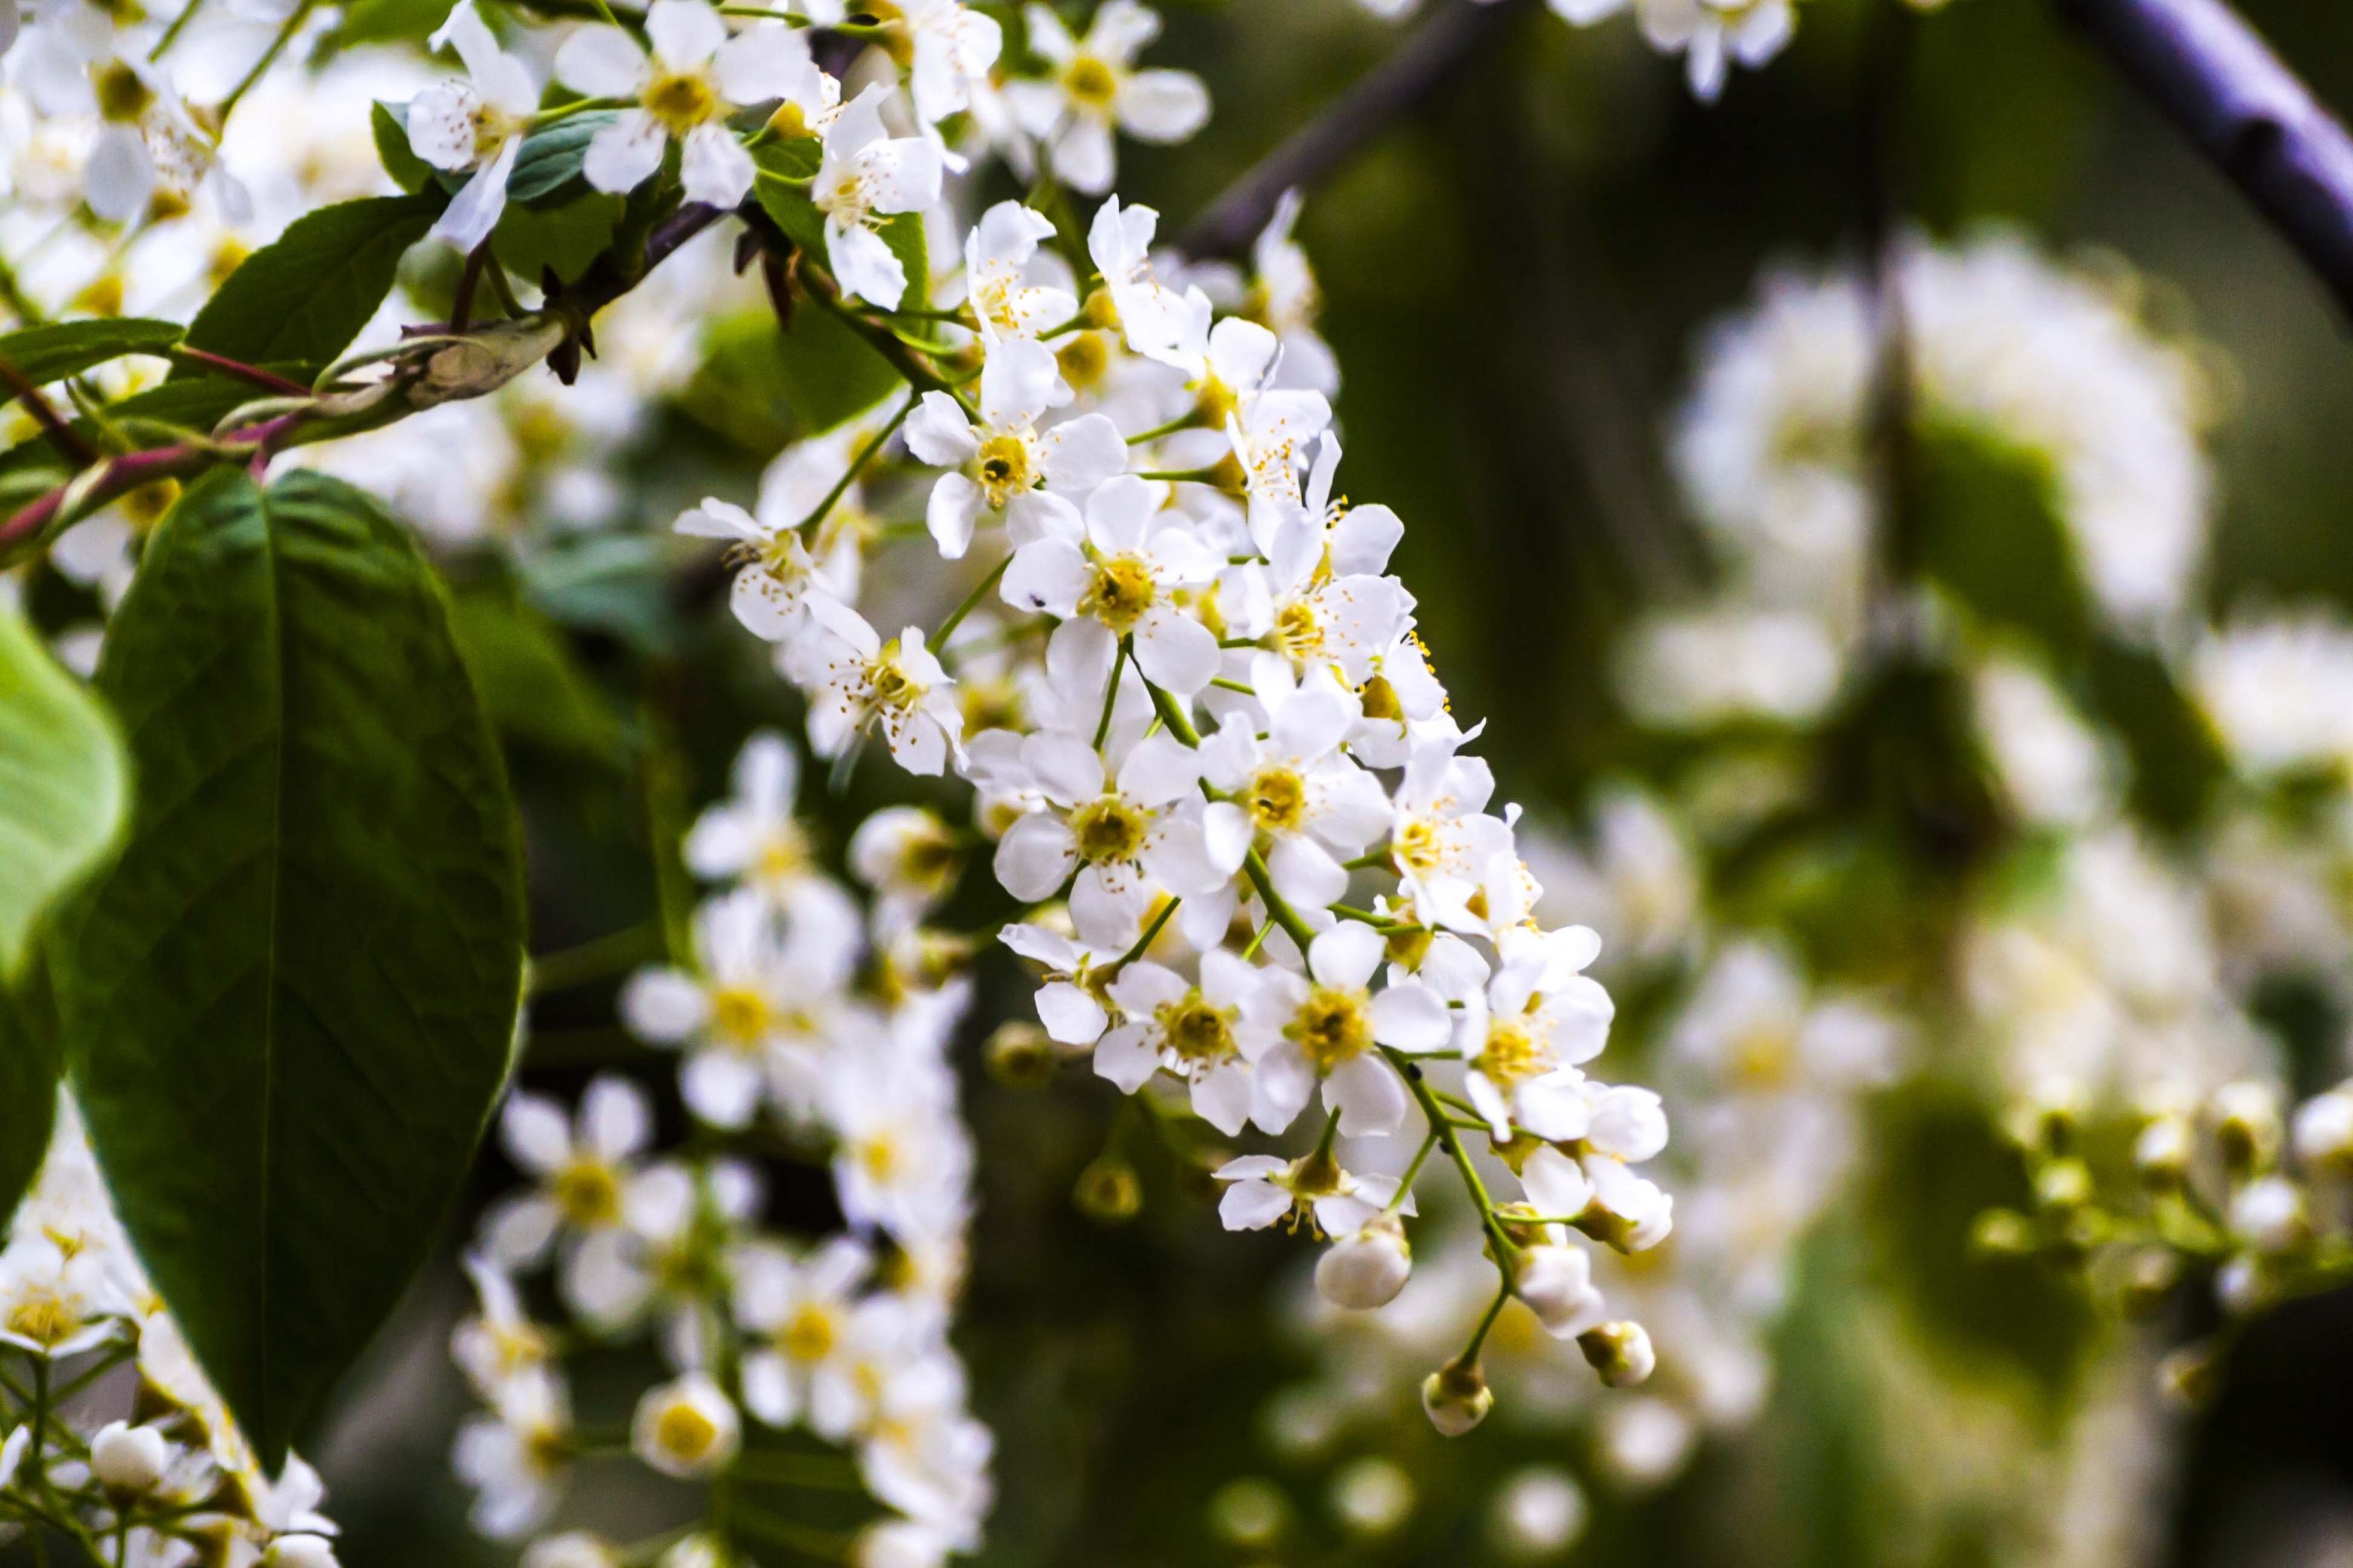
[1329,1455,1415,1539]
[1969,1209,2035,1257]
[1584,1087,1669,1164]
[2121,1246,2181,1316]
[2159,1342,2221,1409]
[1490,1467,1588,1558]
[2031,1156,2093,1212]
[523,1534,620,1568]
[1316,1214,1412,1310]
[2134,1113,2193,1188]
[1513,1244,1606,1340]
[984,1022,1060,1088]
[90,1421,167,1493]
[2230,1175,2308,1256]
[262,1537,340,1568]
[1577,1321,1656,1388]
[2212,1080,2281,1173]
[1420,1358,1493,1437]
[1074,1157,1142,1223]
[2292,1088,2353,1172]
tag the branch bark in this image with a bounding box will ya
[1175,0,1534,259]
[2060,0,2353,316]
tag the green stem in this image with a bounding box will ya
[796,390,913,539]
[935,554,1012,648]
[1380,1044,1517,1266]
[1460,1275,1515,1362]
[216,0,323,124]
[1385,1129,1441,1213]
[528,923,664,994]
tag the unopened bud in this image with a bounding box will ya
[2134,1114,2193,1188]
[90,1421,166,1492]
[1420,1358,1493,1437]
[2158,1342,2221,1409]
[1074,1157,1142,1223]
[1316,1214,1412,1310]
[2212,1080,2281,1173]
[263,1537,340,1568]
[1576,1321,1655,1388]
[1969,1209,2035,1257]
[984,1022,1059,1089]
[2292,1088,2353,1172]
[2230,1175,2308,1256]
[1513,1244,1606,1340]
[2121,1246,2180,1315]
[2032,1157,2093,1213]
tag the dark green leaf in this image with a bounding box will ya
[493,192,625,287]
[371,102,437,196]
[54,470,526,1469]
[178,196,443,380]
[508,112,620,205]
[0,604,126,978]
[0,318,183,394]
[449,588,625,759]
[520,533,685,657]
[322,0,448,51]
[0,973,59,1235]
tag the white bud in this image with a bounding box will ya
[1316,1213,1412,1310]
[90,1421,168,1492]
[2215,1254,2272,1317]
[2212,1079,2281,1169]
[2133,1114,2192,1183]
[1579,1158,1674,1253]
[1329,1455,1414,1538]
[263,1536,340,1568]
[631,1372,741,1480]
[1514,1244,1607,1340]
[1419,1360,1493,1437]
[524,1533,621,1568]
[2230,1175,2308,1255]
[851,1519,953,1568]
[2292,1088,2353,1170]
[1577,1321,1656,1388]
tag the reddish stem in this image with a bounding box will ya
[166,346,313,398]
[0,412,302,554]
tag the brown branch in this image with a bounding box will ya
[1175,0,1535,259]
[2060,0,2353,317]
[0,356,98,466]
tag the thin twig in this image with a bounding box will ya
[2060,0,2353,316]
[0,356,98,465]
[1175,0,1535,259]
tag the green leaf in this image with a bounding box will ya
[449,587,625,759]
[519,534,685,657]
[508,112,620,206]
[371,102,437,196]
[0,604,126,979]
[54,470,526,1469]
[178,195,443,380]
[0,318,183,393]
[322,0,447,51]
[0,975,59,1235]
[492,192,625,288]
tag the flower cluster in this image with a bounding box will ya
[0,1101,345,1568]
[452,734,990,1567]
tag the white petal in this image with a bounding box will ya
[1218,1178,1292,1231]
[580,1076,652,1160]
[582,109,667,194]
[1036,980,1109,1045]
[501,1094,573,1175]
[1093,1025,1161,1093]
[993,812,1079,902]
[1038,413,1128,491]
[1325,1053,1407,1138]
[555,23,648,97]
[904,393,980,466]
[1133,609,1219,697]
[1115,70,1209,143]
[680,122,755,207]
[925,474,987,560]
[827,218,907,309]
[645,0,726,68]
[431,135,519,250]
[1369,981,1450,1050]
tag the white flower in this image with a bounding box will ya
[90,1421,169,1492]
[1007,1,1209,194]
[524,1533,622,1568]
[1226,382,1333,540]
[854,1352,993,1542]
[963,200,1078,341]
[675,495,841,648]
[1096,949,1267,1134]
[632,1372,741,1479]
[454,1367,573,1539]
[1555,0,1795,101]
[2193,611,2353,779]
[11,2,232,224]
[0,1232,125,1356]
[989,725,1225,947]
[810,84,945,309]
[1384,732,1514,930]
[850,806,964,935]
[479,1076,656,1268]
[408,1,539,249]
[1242,923,1450,1137]
[732,1235,872,1427]
[1251,191,1338,395]
[999,919,1125,1044]
[782,601,966,775]
[1240,511,1413,688]
[903,338,1126,558]
[452,1253,552,1403]
[1086,196,1206,369]
[2293,1085,2353,1169]
[682,731,823,905]
[1456,926,1615,1141]
[825,1046,973,1244]
[1214,1149,1409,1234]
[555,1,808,205]
[999,474,1223,693]
[896,0,1004,127]
[1199,657,1391,907]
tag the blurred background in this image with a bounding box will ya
[148,0,2353,1562]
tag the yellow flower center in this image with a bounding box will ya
[1289,986,1372,1073]
[1071,796,1149,864]
[1057,331,1110,392]
[866,643,927,713]
[782,1304,836,1363]
[710,985,772,1049]
[6,1291,76,1348]
[95,61,154,125]
[859,1135,902,1182]
[1730,1023,1797,1087]
[1393,818,1443,878]
[1161,994,1238,1066]
[1359,674,1403,723]
[1475,1019,1550,1091]
[974,433,1035,507]
[1245,766,1307,834]
[1273,600,1323,662]
[755,828,810,887]
[552,1160,622,1227]
[1080,554,1158,632]
[1065,54,1119,110]
[1192,376,1238,430]
[642,70,719,136]
[654,1401,719,1460]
